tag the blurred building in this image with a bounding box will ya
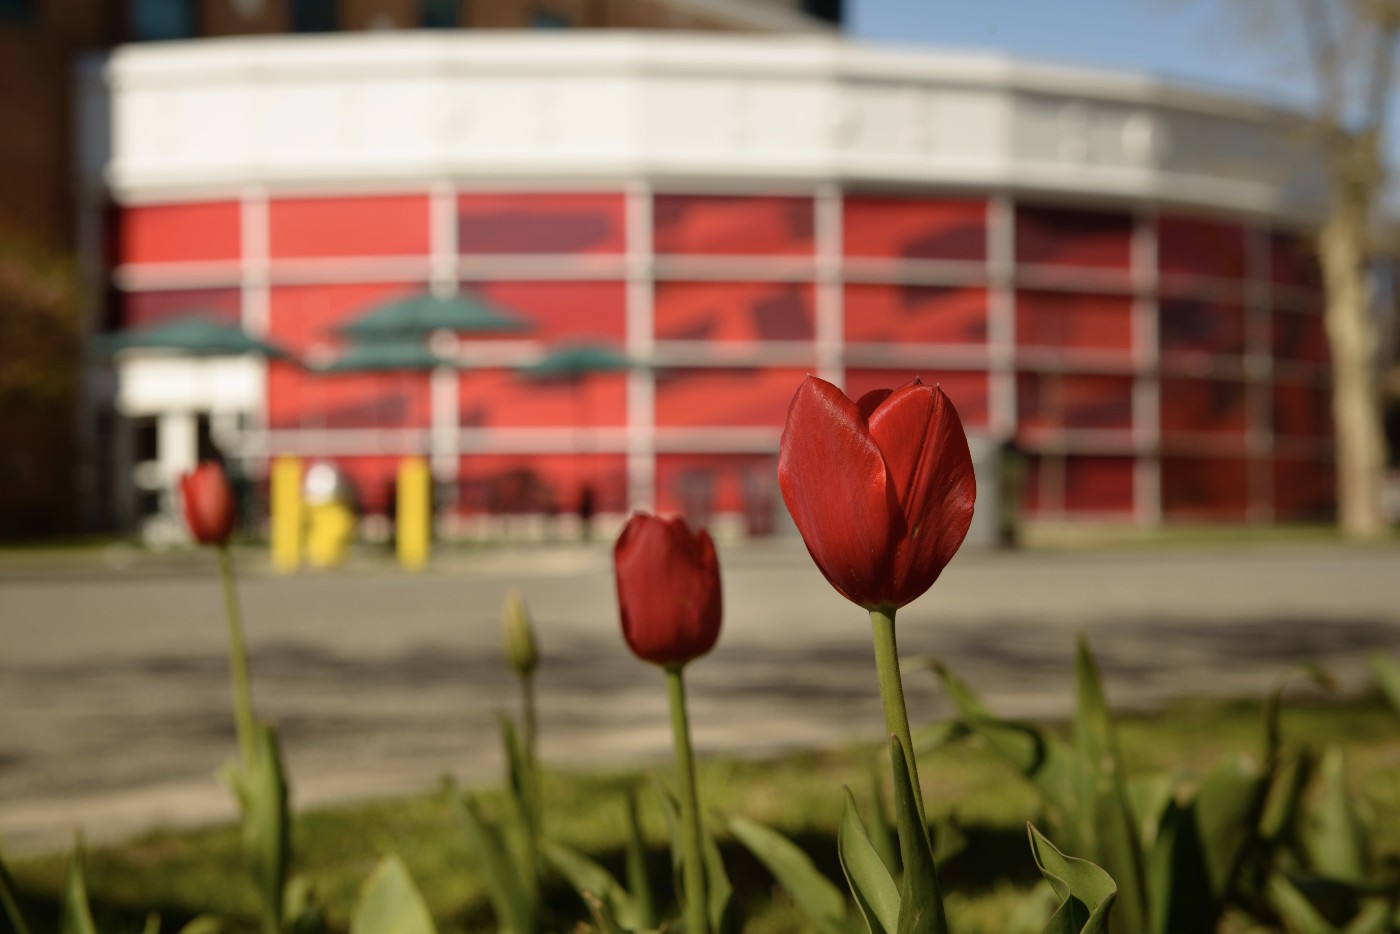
[56,8,1341,537]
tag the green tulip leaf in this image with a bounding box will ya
[1027,824,1117,934]
[700,811,737,934]
[1194,753,1269,902]
[59,837,98,934]
[930,819,968,868]
[1342,898,1395,934]
[1261,748,1316,845]
[1369,653,1400,722]
[0,845,32,934]
[245,723,291,934]
[542,838,641,929]
[1071,636,1146,934]
[142,912,161,934]
[1265,664,1336,763]
[623,788,658,930]
[350,854,438,934]
[1304,749,1369,885]
[284,873,330,934]
[868,758,901,876]
[1266,872,1341,934]
[177,917,227,934]
[888,739,948,934]
[456,793,538,934]
[728,814,854,934]
[580,890,628,934]
[1143,797,1213,934]
[838,788,899,934]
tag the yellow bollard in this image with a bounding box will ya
[397,456,431,571]
[306,500,355,568]
[269,456,303,573]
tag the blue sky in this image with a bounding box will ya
[846,0,1314,109]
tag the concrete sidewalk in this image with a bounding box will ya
[2,539,1398,853]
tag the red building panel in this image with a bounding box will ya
[1272,309,1329,365]
[120,288,241,329]
[1158,216,1248,282]
[473,281,627,343]
[1015,291,1133,353]
[654,281,815,343]
[843,285,987,344]
[1162,456,1250,520]
[1017,372,1133,434]
[1270,231,1322,289]
[653,194,814,255]
[267,282,422,351]
[842,196,986,262]
[119,201,240,264]
[1273,381,1332,439]
[265,282,426,429]
[654,453,779,528]
[269,195,430,259]
[1159,298,1246,360]
[1273,457,1334,520]
[654,367,806,427]
[459,369,626,428]
[267,370,431,431]
[457,192,626,254]
[1160,377,1248,437]
[1063,456,1135,513]
[1015,204,1132,270]
[842,368,989,429]
[457,453,628,516]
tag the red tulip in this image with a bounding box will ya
[179,461,236,546]
[778,375,976,611]
[614,512,723,667]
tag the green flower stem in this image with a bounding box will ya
[870,606,926,826]
[665,664,710,934]
[217,545,257,769]
[521,669,542,836]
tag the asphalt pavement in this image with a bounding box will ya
[2,537,1398,853]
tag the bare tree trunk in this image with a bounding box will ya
[1318,133,1388,540]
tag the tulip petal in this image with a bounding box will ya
[614,514,722,666]
[866,382,976,606]
[778,376,896,608]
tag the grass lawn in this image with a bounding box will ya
[6,695,1399,933]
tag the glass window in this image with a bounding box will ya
[131,0,196,40]
[420,0,459,27]
[269,196,430,259]
[843,197,986,262]
[1015,204,1132,270]
[654,282,815,343]
[654,195,814,256]
[292,0,336,32]
[844,285,987,345]
[457,193,626,255]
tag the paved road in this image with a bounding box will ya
[2,540,1398,852]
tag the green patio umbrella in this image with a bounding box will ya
[336,292,529,340]
[315,338,445,373]
[516,342,633,379]
[90,316,291,359]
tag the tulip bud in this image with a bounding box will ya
[614,512,722,668]
[778,375,975,611]
[502,589,539,677]
[179,461,236,546]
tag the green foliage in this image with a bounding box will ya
[1027,825,1116,934]
[349,855,437,934]
[0,844,32,934]
[59,838,97,934]
[455,791,538,934]
[727,814,855,934]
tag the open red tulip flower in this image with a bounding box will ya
[179,461,236,546]
[614,512,723,668]
[778,375,976,612]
